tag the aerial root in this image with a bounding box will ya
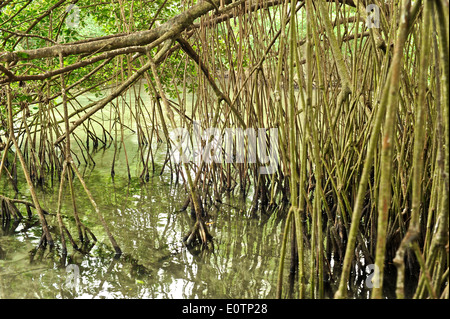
[0,196,23,222]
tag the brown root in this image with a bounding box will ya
[183,219,213,250]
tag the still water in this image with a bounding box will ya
[0,111,284,299]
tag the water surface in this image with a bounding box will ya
[0,121,284,298]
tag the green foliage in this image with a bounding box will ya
[0,0,185,94]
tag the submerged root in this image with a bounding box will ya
[181,191,214,250]
[56,217,101,254]
[183,219,213,250]
[0,195,99,255]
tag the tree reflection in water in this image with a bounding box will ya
[0,158,285,298]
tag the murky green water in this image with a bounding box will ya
[0,141,286,299]
[0,88,287,298]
